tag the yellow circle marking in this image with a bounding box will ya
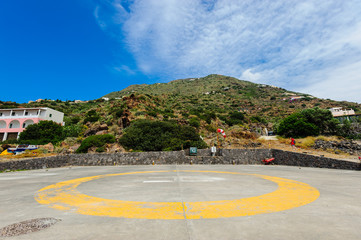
[35,170,320,219]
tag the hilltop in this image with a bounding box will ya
[103,74,360,123]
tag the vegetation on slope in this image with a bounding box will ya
[1,74,361,153]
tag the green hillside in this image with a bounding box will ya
[1,74,360,148]
[103,74,360,123]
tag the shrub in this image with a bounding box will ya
[226,111,244,126]
[205,124,217,132]
[84,110,100,123]
[19,120,64,144]
[250,116,262,123]
[135,111,145,116]
[147,111,158,117]
[63,124,84,138]
[119,120,207,151]
[189,117,200,128]
[76,134,115,153]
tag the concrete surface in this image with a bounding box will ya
[0,165,360,240]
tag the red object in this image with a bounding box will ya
[291,138,295,146]
[359,157,361,160]
[262,158,275,164]
[217,128,226,138]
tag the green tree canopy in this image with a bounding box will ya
[19,120,64,144]
[277,107,340,138]
[119,120,207,151]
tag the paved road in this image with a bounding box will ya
[0,165,360,240]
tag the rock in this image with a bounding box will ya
[99,124,108,131]
[42,143,54,152]
[313,139,360,155]
[84,124,108,137]
[96,130,108,135]
[66,148,75,154]
[105,143,125,153]
[117,110,131,128]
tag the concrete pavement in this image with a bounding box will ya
[0,165,360,239]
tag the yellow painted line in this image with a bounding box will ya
[35,171,319,219]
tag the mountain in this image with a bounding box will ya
[103,74,360,122]
[1,74,360,142]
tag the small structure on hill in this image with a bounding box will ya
[329,107,359,123]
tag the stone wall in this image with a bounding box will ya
[0,148,360,171]
[271,149,361,170]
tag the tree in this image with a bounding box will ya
[277,113,319,138]
[277,107,342,138]
[119,120,207,151]
[19,120,64,144]
[300,107,339,135]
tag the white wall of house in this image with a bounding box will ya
[40,108,64,124]
[329,107,355,117]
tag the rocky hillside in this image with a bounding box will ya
[104,74,360,123]
[1,74,360,143]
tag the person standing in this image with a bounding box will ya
[290,138,296,148]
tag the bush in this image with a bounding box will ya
[250,116,262,123]
[84,110,100,123]
[76,134,115,153]
[226,112,244,126]
[63,124,84,138]
[189,117,200,128]
[19,120,64,145]
[119,120,207,151]
[147,111,158,117]
[70,116,81,124]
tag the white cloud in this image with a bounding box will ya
[95,0,361,102]
[113,65,136,75]
[297,60,361,103]
[240,69,262,82]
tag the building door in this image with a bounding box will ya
[0,133,4,141]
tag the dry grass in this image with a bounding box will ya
[0,149,56,162]
[276,135,344,150]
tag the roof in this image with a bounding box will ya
[0,107,49,111]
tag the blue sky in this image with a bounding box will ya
[1,0,361,103]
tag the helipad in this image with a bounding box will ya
[1,165,360,239]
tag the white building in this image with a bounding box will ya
[329,107,355,117]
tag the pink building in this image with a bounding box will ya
[0,107,64,141]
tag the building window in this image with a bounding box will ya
[9,123,13,128]
[23,123,26,128]
[0,113,2,116]
[11,112,15,116]
[49,114,52,118]
[25,112,28,116]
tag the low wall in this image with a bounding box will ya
[271,149,361,170]
[0,148,360,171]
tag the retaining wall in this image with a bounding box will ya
[271,149,360,170]
[0,148,360,171]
